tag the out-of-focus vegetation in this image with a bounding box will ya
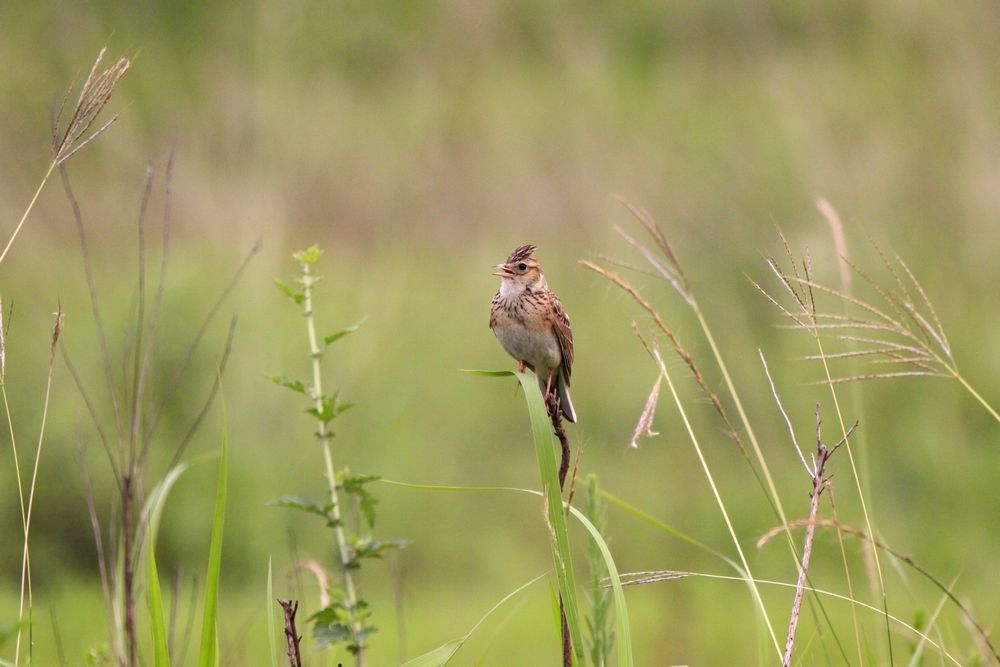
[2,1,1000,664]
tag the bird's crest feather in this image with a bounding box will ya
[506,244,536,264]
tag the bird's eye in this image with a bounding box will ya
[517,263,528,271]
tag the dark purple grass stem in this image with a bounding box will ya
[544,389,572,667]
[278,599,303,667]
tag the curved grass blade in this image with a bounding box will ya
[620,570,962,666]
[381,478,633,667]
[142,459,207,667]
[400,573,546,666]
[512,368,585,663]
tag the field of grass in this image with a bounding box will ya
[2,2,1000,665]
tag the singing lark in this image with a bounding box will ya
[489,244,577,423]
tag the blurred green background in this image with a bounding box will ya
[2,1,1000,664]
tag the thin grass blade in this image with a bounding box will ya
[197,433,228,667]
[147,530,170,666]
[267,557,278,667]
[380,476,633,666]
[400,573,546,667]
[512,369,585,663]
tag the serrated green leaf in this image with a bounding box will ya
[349,537,407,566]
[335,400,358,416]
[339,473,381,528]
[307,393,337,423]
[309,602,348,626]
[268,495,330,520]
[307,393,356,424]
[313,622,352,649]
[267,374,308,395]
[338,472,381,486]
[274,280,304,304]
[324,317,367,348]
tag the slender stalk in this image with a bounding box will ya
[544,392,573,666]
[0,160,57,267]
[828,486,865,666]
[650,347,782,659]
[782,409,851,666]
[300,260,366,666]
[2,380,29,662]
[15,309,63,663]
[783,475,821,666]
[121,474,138,667]
[692,304,809,568]
[951,370,1000,425]
[812,336,893,662]
[620,570,961,666]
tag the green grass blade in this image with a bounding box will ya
[267,557,278,667]
[566,501,633,667]
[198,433,228,667]
[142,460,200,667]
[459,369,515,377]
[400,573,546,667]
[383,478,635,666]
[599,489,742,574]
[147,528,170,667]
[511,369,585,663]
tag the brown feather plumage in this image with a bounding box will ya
[490,244,576,422]
[506,244,536,264]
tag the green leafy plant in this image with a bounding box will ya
[141,439,228,667]
[464,369,633,667]
[583,474,614,667]
[271,245,404,665]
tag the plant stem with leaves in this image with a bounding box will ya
[273,246,404,664]
[300,250,365,664]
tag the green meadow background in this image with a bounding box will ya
[2,2,1000,664]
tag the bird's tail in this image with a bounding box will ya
[555,374,577,423]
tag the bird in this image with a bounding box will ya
[489,244,576,423]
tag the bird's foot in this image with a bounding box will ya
[518,360,526,373]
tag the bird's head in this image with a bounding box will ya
[494,244,546,291]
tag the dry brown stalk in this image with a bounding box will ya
[781,407,854,667]
[580,259,747,457]
[543,387,573,667]
[757,509,1000,664]
[278,599,303,667]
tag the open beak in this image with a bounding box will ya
[493,263,515,277]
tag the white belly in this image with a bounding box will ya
[494,321,561,373]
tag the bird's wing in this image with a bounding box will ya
[549,292,574,385]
